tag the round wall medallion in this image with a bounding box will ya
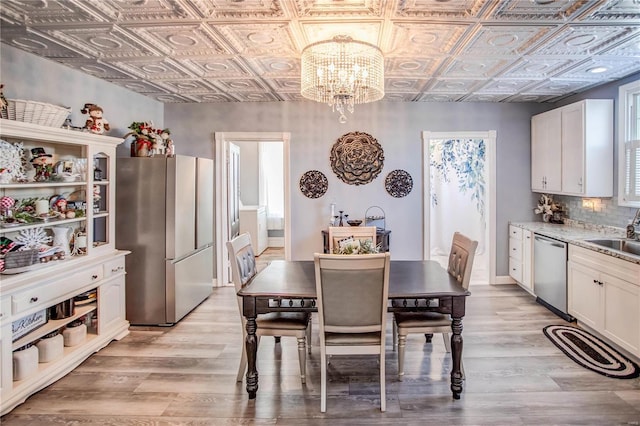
[330,131,384,186]
[299,170,328,198]
[385,169,413,198]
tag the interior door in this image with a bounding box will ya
[228,143,241,240]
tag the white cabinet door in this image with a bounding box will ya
[98,277,126,335]
[531,100,613,196]
[522,230,533,291]
[602,273,640,355]
[531,109,561,192]
[568,261,601,329]
[561,102,585,195]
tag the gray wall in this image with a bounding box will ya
[165,99,545,274]
[0,44,164,157]
[235,141,260,206]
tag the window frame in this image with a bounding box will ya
[618,79,640,207]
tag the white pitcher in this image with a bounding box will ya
[52,226,72,256]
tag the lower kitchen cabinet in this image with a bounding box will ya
[568,245,640,358]
[509,225,533,294]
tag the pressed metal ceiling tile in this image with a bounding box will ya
[0,0,637,103]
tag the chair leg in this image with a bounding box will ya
[443,332,451,352]
[297,336,307,384]
[320,351,327,412]
[380,350,386,412]
[397,333,407,381]
[392,317,397,351]
[236,342,247,382]
[306,322,312,354]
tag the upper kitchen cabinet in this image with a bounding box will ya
[531,99,613,197]
[531,109,562,193]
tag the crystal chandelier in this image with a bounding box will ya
[301,35,385,123]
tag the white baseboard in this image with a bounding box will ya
[268,237,284,247]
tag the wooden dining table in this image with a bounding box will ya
[237,260,470,400]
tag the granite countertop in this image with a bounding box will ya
[510,220,640,265]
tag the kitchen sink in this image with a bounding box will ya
[584,239,640,257]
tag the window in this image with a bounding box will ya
[618,79,640,206]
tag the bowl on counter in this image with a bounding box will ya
[347,220,362,227]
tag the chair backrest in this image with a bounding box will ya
[447,232,478,290]
[328,226,377,254]
[314,253,391,335]
[226,233,258,315]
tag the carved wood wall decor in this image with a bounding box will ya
[385,169,413,198]
[330,131,384,186]
[299,170,328,199]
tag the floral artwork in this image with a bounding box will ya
[330,131,384,186]
[430,138,486,219]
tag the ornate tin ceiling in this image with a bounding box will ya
[1,0,639,104]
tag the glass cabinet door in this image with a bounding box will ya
[91,152,109,249]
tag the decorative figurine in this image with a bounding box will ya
[30,147,54,181]
[81,103,110,135]
[162,129,175,157]
[151,130,165,156]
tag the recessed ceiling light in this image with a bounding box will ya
[531,0,555,4]
[588,66,608,74]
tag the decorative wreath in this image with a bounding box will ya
[299,170,328,199]
[385,169,413,198]
[330,131,384,186]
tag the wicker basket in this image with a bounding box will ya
[1,99,70,128]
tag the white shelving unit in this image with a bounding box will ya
[0,119,129,415]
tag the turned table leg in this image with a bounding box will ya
[450,317,463,399]
[245,316,258,399]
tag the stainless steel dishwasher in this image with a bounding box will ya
[534,234,574,322]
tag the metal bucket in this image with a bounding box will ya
[48,298,75,320]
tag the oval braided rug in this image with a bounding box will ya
[543,325,639,379]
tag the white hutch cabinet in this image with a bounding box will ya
[0,119,129,415]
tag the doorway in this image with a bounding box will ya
[422,131,496,285]
[214,132,291,287]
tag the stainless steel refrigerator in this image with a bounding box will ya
[116,156,214,325]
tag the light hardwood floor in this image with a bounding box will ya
[2,248,640,425]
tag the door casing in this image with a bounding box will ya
[214,132,291,287]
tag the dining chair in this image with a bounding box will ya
[327,225,377,254]
[393,232,478,380]
[314,252,391,412]
[226,233,311,383]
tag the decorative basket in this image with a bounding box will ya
[1,99,70,128]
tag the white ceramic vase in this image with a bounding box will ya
[52,226,72,256]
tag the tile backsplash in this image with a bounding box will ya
[554,195,638,228]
